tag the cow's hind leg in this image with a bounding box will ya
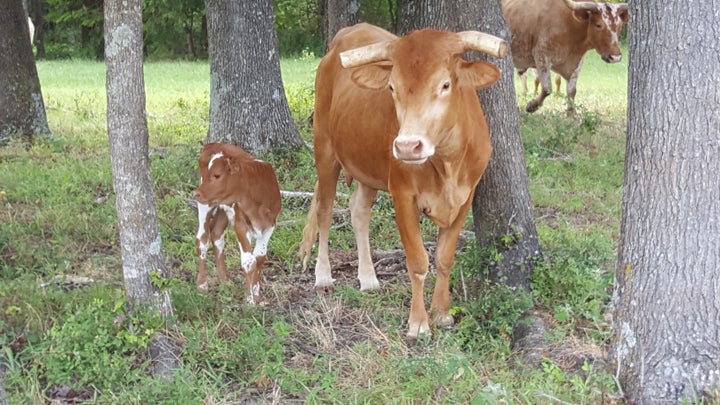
[349,183,379,291]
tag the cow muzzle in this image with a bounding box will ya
[393,136,435,164]
[602,53,622,63]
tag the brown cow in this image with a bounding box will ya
[299,23,505,340]
[502,0,629,112]
[193,142,281,305]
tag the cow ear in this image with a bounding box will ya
[350,63,392,90]
[458,61,500,90]
[571,9,591,22]
[618,9,629,23]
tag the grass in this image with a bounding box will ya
[0,50,631,403]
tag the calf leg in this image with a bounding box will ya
[210,208,230,284]
[349,183,379,291]
[195,203,213,292]
[245,226,275,305]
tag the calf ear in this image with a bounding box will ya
[350,63,393,90]
[224,157,241,175]
[458,61,500,90]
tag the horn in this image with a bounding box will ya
[562,0,599,11]
[457,31,507,58]
[339,40,394,68]
[617,2,628,12]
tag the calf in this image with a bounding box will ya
[193,142,281,305]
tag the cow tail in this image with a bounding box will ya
[299,181,320,270]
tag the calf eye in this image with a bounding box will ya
[213,173,221,179]
[442,82,450,90]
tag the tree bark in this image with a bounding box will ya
[610,1,720,403]
[400,0,541,289]
[323,0,360,50]
[105,1,178,379]
[0,0,51,144]
[204,0,303,154]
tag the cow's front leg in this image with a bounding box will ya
[393,198,430,341]
[313,159,342,293]
[195,203,213,292]
[431,198,473,328]
[565,58,583,113]
[526,66,552,113]
[349,183,380,291]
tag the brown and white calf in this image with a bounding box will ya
[193,142,281,305]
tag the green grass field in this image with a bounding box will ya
[0,52,629,404]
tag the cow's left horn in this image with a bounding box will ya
[562,0,599,11]
[340,40,393,68]
[457,31,507,58]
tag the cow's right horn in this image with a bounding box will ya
[562,0,599,11]
[339,40,394,68]
[457,31,507,58]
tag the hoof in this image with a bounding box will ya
[197,282,209,293]
[314,284,334,295]
[433,314,455,329]
[526,102,540,113]
[359,277,380,291]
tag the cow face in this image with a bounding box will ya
[349,31,500,164]
[194,152,235,205]
[573,3,629,63]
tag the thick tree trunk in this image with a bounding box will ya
[0,0,51,144]
[205,0,303,154]
[104,0,178,379]
[468,0,540,289]
[610,1,720,403]
[399,0,541,289]
[324,0,360,50]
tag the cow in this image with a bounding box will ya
[299,23,505,341]
[502,0,629,112]
[193,142,281,305]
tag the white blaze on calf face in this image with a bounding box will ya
[207,152,224,170]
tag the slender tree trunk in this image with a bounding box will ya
[324,0,360,50]
[610,1,720,403]
[104,0,178,379]
[0,0,51,144]
[205,0,303,154]
[399,0,540,289]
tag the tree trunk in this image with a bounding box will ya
[324,0,360,50]
[399,0,541,289]
[0,0,51,144]
[205,0,303,155]
[468,0,540,289]
[104,0,178,379]
[610,2,720,403]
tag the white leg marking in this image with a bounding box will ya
[240,247,256,271]
[253,226,274,258]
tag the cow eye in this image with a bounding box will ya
[442,82,450,91]
[388,83,394,92]
[213,173,220,179]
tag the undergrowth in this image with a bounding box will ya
[0,58,629,403]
